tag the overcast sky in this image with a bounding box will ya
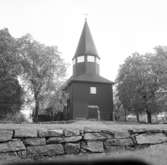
[1,0,167,81]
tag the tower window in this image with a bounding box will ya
[87,56,95,62]
[90,87,97,94]
[77,56,84,63]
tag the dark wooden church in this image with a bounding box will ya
[63,20,114,120]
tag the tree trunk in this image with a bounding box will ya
[33,98,39,123]
[124,109,127,122]
[136,112,140,123]
[146,110,152,124]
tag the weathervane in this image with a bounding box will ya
[83,13,88,21]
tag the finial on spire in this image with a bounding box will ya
[83,13,88,22]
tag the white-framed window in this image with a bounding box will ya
[77,56,84,63]
[90,87,97,94]
[87,56,95,62]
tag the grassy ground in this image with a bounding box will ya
[0,120,166,131]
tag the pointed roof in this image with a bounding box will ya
[73,20,100,59]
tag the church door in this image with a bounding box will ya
[87,105,100,120]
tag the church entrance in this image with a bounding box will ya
[87,105,100,120]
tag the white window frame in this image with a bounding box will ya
[77,56,84,63]
[87,56,95,62]
[90,87,97,94]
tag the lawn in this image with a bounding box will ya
[0,120,166,131]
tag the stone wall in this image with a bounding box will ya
[0,127,166,160]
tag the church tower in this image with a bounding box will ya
[63,20,113,120]
[73,20,100,77]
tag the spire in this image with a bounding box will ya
[73,20,99,59]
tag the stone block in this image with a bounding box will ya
[104,138,134,148]
[23,138,46,146]
[47,136,82,144]
[64,129,80,137]
[113,131,130,138]
[14,129,37,138]
[38,129,63,137]
[84,127,101,133]
[0,129,13,142]
[0,140,26,153]
[47,137,64,144]
[38,129,48,137]
[81,141,104,153]
[136,133,167,144]
[63,136,82,143]
[27,144,64,157]
[84,133,113,141]
[64,143,80,154]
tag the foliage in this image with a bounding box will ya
[4,112,27,123]
[17,34,67,122]
[44,89,69,120]
[116,53,159,123]
[0,29,23,118]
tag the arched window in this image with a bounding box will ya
[77,56,84,63]
[87,56,95,62]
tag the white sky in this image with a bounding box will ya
[1,0,167,81]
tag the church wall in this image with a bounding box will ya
[71,82,113,120]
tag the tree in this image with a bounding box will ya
[44,89,69,120]
[0,28,23,117]
[150,46,167,113]
[17,34,67,122]
[0,76,23,118]
[116,53,159,123]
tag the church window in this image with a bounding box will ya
[90,87,97,94]
[77,56,84,63]
[87,56,95,62]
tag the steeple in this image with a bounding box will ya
[72,20,100,77]
[73,20,100,59]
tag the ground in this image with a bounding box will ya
[0,120,167,165]
[0,120,167,130]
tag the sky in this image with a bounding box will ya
[1,0,167,81]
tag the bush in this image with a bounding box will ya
[4,112,27,123]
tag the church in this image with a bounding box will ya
[63,20,114,120]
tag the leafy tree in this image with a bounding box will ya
[0,28,23,118]
[116,53,159,123]
[0,76,23,118]
[17,34,67,122]
[43,89,69,120]
[150,46,167,113]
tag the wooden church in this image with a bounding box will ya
[63,20,114,120]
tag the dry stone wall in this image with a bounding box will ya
[0,127,166,160]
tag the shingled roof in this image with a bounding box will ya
[73,20,100,59]
[62,74,114,90]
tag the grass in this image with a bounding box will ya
[0,120,166,131]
